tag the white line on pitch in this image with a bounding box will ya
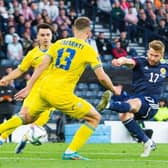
[0,157,168,163]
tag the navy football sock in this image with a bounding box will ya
[109,101,131,113]
[123,118,149,143]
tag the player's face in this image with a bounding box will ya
[147,48,162,66]
[37,28,52,48]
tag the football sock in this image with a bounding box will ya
[109,101,131,113]
[34,110,51,126]
[1,128,16,139]
[0,116,23,134]
[123,118,149,143]
[65,122,95,153]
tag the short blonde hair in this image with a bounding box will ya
[74,17,91,31]
[149,40,165,56]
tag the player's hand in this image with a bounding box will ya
[112,58,126,67]
[14,87,31,101]
[112,59,121,66]
[0,77,9,86]
[113,85,122,96]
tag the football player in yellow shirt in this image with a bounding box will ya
[0,23,54,153]
[0,17,121,160]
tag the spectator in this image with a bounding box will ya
[4,26,20,44]
[58,0,67,11]
[134,0,143,12]
[55,9,71,28]
[147,9,158,32]
[119,32,137,57]
[41,8,49,20]
[111,1,126,33]
[31,13,44,29]
[48,0,59,21]
[20,0,35,21]
[144,0,156,14]
[68,8,77,26]
[8,0,22,14]
[120,0,130,14]
[16,14,26,37]
[30,2,40,17]
[24,20,36,40]
[96,32,112,55]
[156,19,168,42]
[97,0,112,13]
[128,1,138,16]
[154,98,168,121]
[111,40,127,58]
[119,31,129,50]
[0,0,8,19]
[156,7,166,23]
[22,31,33,54]
[137,9,154,46]
[6,34,23,66]
[13,8,21,24]
[38,0,50,14]
[51,23,59,42]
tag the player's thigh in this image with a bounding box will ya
[38,109,52,120]
[127,98,142,113]
[134,96,158,120]
[59,96,93,119]
[23,91,50,118]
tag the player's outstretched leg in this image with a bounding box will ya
[15,135,28,154]
[141,139,156,157]
[96,90,112,112]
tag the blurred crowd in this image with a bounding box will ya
[0,0,167,67]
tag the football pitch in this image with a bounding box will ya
[0,143,168,168]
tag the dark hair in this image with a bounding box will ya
[37,23,54,33]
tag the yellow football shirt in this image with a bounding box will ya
[18,46,51,91]
[43,37,102,93]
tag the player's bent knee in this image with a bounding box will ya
[18,112,35,124]
[119,113,134,121]
[93,112,102,124]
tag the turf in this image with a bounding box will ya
[0,143,167,168]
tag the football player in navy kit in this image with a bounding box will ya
[97,40,168,157]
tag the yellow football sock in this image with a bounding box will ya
[34,110,51,126]
[67,123,95,152]
[1,128,16,140]
[0,115,23,134]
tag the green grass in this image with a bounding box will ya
[0,143,168,168]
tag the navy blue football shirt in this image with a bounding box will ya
[132,56,168,100]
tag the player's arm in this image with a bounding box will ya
[0,50,33,86]
[112,57,136,68]
[14,55,52,100]
[94,66,122,96]
[0,68,24,86]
